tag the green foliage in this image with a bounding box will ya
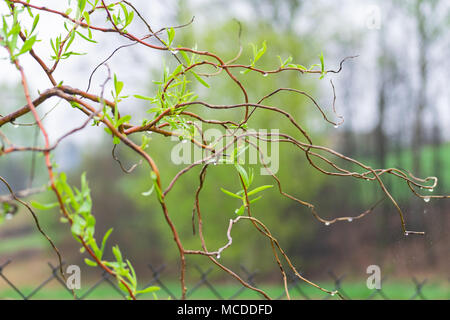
[0,202,14,225]
[220,157,273,215]
[31,172,158,298]
[319,51,326,79]
[166,27,175,47]
[0,6,38,61]
[133,60,202,141]
[241,40,267,74]
[105,19,327,271]
[0,0,330,280]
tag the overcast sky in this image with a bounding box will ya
[0,0,448,155]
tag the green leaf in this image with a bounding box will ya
[179,51,191,65]
[247,185,273,197]
[235,205,245,215]
[85,215,96,227]
[319,51,324,72]
[70,101,82,109]
[220,188,242,200]
[114,74,124,96]
[117,278,130,294]
[78,0,87,14]
[254,40,267,63]
[84,258,98,267]
[89,237,101,258]
[30,14,39,34]
[83,11,91,26]
[287,63,307,71]
[191,71,210,88]
[278,55,293,68]
[71,215,86,236]
[150,171,163,199]
[80,172,89,195]
[75,30,98,43]
[112,245,123,264]
[249,196,262,204]
[134,94,153,101]
[104,127,112,135]
[31,201,58,211]
[126,259,137,288]
[136,286,160,295]
[18,35,36,56]
[78,200,92,215]
[116,115,131,127]
[141,185,155,197]
[126,11,134,27]
[234,164,249,188]
[167,27,175,46]
[100,228,113,259]
[65,31,76,53]
[248,168,254,186]
[319,51,326,79]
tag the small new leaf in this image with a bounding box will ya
[220,188,242,200]
[167,27,175,47]
[191,71,210,88]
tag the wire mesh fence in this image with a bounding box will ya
[0,259,448,300]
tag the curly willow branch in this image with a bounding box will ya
[0,0,448,301]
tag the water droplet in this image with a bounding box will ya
[348,218,353,222]
[170,50,179,55]
[333,124,339,129]
[423,197,431,203]
[429,188,434,192]
[181,139,187,144]
[404,231,409,236]
[5,213,13,220]
[13,124,19,128]
[331,291,336,296]
[366,178,370,181]
[262,73,268,77]
[208,158,218,165]
[216,253,221,259]
[325,222,330,226]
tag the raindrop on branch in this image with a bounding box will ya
[423,197,431,203]
[325,222,330,226]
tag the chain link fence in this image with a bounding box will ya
[0,259,448,300]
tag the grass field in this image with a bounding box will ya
[1,279,448,300]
